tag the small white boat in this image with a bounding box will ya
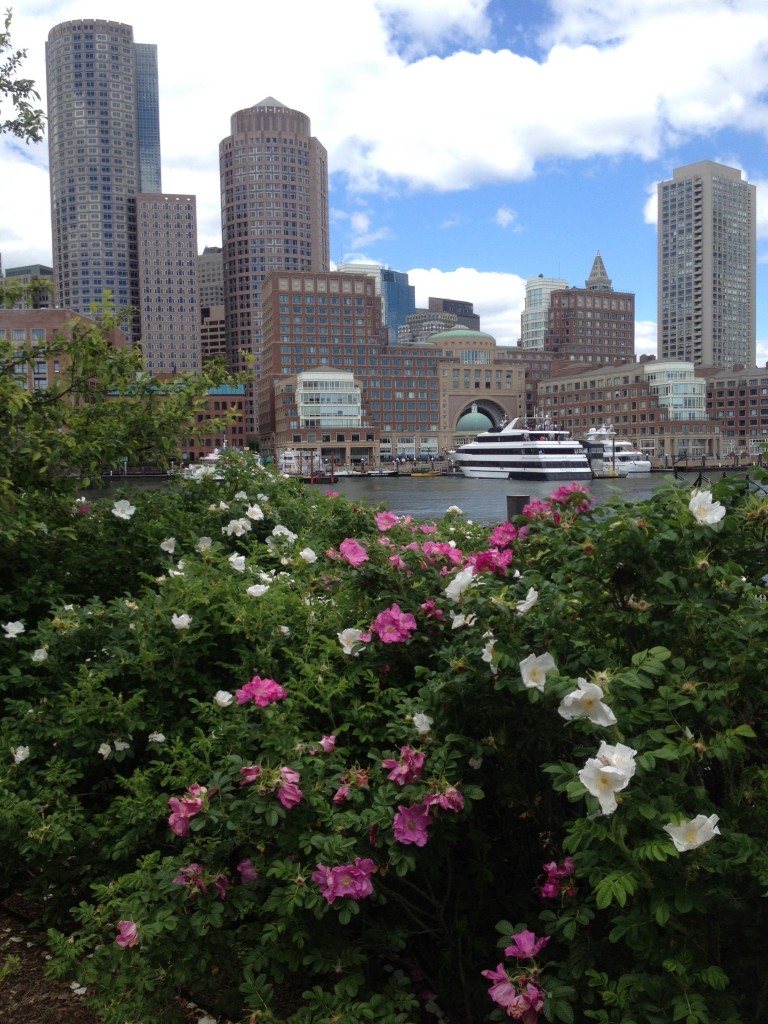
[580,426,651,475]
[449,418,591,481]
[278,449,324,477]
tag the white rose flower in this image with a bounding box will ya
[160,537,176,554]
[519,652,557,692]
[299,547,318,563]
[31,646,49,663]
[148,732,166,744]
[270,524,298,544]
[558,678,617,727]
[113,739,131,752]
[3,621,25,639]
[111,499,136,520]
[229,554,246,572]
[171,613,192,630]
[663,813,721,852]
[222,518,252,537]
[234,490,249,500]
[245,503,264,521]
[11,745,30,764]
[195,536,212,553]
[214,690,234,707]
[515,587,539,615]
[338,627,364,655]
[689,489,725,526]
[578,741,637,815]
[413,712,433,736]
[98,743,112,758]
[443,566,475,602]
[450,611,477,629]
[246,584,270,597]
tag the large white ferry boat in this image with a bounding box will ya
[449,419,591,481]
[580,426,651,474]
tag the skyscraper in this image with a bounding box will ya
[337,263,416,343]
[521,276,568,349]
[545,253,635,365]
[658,161,756,368]
[219,97,330,431]
[46,19,162,341]
[136,194,199,374]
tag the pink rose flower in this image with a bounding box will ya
[371,602,417,644]
[381,746,426,785]
[277,766,302,808]
[312,857,376,904]
[503,929,550,959]
[374,510,399,531]
[236,675,287,707]
[115,920,139,948]
[239,765,262,786]
[172,862,208,895]
[424,785,464,813]
[167,789,205,837]
[488,521,519,548]
[237,858,259,884]
[393,803,432,846]
[339,538,369,566]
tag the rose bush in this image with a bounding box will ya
[1,454,767,1023]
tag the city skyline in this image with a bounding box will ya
[3,0,768,361]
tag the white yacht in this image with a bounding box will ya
[449,418,591,481]
[580,426,651,474]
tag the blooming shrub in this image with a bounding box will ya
[1,456,768,1023]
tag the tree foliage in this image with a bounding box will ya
[0,8,46,142]
[0,289,237,538]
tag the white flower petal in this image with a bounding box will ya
[664,813,721,852]
[519,652,557,692]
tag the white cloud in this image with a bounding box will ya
[10,0,768,211]
[634,320,658,359]
[495,206,520,230]
[4,0,768,345]
[375,0,491,57]
[753,178,768,238]
[407,267,526,345]
[333,209,393,252]
[643,181,658,227]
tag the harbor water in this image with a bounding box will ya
[90,469,718,528]
[306,472,693,526]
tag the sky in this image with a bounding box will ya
[3,0,768,361]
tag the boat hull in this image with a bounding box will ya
[456,465,592,481]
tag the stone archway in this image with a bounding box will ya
[451,400,512,449]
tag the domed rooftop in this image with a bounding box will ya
[430,325,496,344]
[456,410,493,432]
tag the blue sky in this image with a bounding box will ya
[3,0,768,360]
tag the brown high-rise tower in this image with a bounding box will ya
[219,98,330,432]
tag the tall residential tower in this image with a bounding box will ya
[658,161,756,368]
[219,97,330,431]
[46,20,163,341]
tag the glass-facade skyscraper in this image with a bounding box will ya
[658,161,756,368]
[46,20,162,341]
[134,43,161,193]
